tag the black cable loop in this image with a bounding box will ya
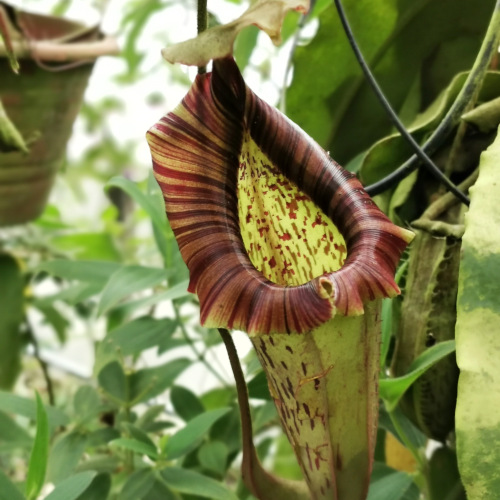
[333,0,471,206]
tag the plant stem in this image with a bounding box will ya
[26,321,55,406]
[364,0,500,198]
[333,0,469,205]
[197,0,208,74]
[279,2,315,113]
[173,302,229,387]
[413,168,479,224]
[218,328,256,467]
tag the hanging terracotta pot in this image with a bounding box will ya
[0,1,118,226]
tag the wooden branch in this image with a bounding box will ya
[0,36,119,62]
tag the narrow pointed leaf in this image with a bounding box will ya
[0,391,68,428]
[36,260,121,285]
[380,340,456,410]
[44,472,97,500]
[25,393,50,500]
[97,265,168,315]
[110,438,158,460]
[160,466,237,500]
[106,174,170,257]
[367,471,418,500]
[164,407,231,460]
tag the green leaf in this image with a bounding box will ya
[44,472,97,500]
[106,174,169,255]
[35,283,102,307]
[25,393,50,500]
[208,407,241,454]
[462,95,500,133]
[136,404,170,432]
[73,386,101,424]
[95,317,177,374]
[429,447,465,500]
[378,405,426,450]
[197,441,229,476]
[0,409,32,447]
[0,468,25,500]
[143,473,177,500]
[31,302,69,344]
[380,298,393,369]
[0,391,68,429]
[98,361,127,403]
[36,260,121,285]
[247,370,271,400]
[164,407,231,460]
[160,467,237,500]
[234,25,259,70]
[0,253,24,389]
[75,473,111,500]
[379,340,456,410]
[47,431,88,484]
[110,438,158,460]
[253,401,278,431]
[74,455,120,474]
[367,471,419,500]
[119,468,155,500]
[112,280,190,317]
[127,358,190,405]
[0,93,25,149]
[455,124,500,499]
[50,233,120,261]
[86,428,120,448]
[287,0,495,164]
[97,265,168,315]
[122,423,158,453]
[170,385,205,421]
[200,387,234,410]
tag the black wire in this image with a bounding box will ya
[333,0,470,206]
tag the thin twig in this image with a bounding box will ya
[0,37,119,61]
[197,0,208,74]
[279,1,316,113]
[173,302,229,387]
[363,0,500,198]
[333,0,470,205]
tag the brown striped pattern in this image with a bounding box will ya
[147,57,413,335]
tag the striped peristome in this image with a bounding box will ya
[147,57,412,336]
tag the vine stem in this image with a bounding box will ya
[362,0,500,198]
[197,0,208,74]
[218,329,258,490]
[333,0,470,205]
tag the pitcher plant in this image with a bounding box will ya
[146,2,414,498]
